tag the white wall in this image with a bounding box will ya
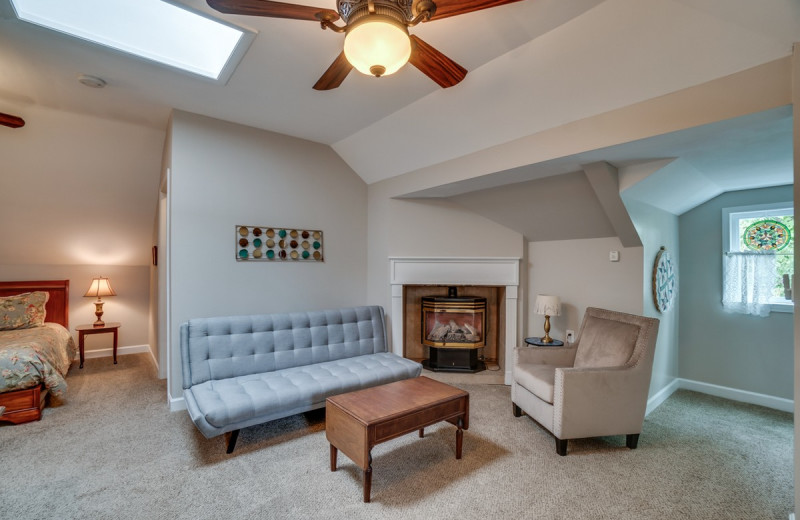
[528,237,644,342]
[0,264,151,354]
[624,199,680,396]
[166,111,369,399]
[792,40,799,520]
[0,104,164,267]
[366,179,525,362]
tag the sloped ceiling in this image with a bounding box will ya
[0,0,797,264]
[448,171,616,242]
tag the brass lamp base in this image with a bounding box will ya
[93,300,106,328]
[541,314,553,344]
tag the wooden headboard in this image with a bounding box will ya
[0,280,70,328]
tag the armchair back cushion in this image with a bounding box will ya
[573,315,641,369]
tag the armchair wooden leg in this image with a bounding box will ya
[626,433,639,449]
[512,402,522,417]
[556,438,568,456]
[226,429,240,454]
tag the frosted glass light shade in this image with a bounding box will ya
[533,294,561,316]
[344,19,411,77]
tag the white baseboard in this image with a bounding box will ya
[78,344,151,361]
[646,379,681,416]
[145,347,159,371]
[647,378,794,414]
[169,393,186,412]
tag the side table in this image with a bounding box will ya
[75,322,121,369]
[524,336,564,347]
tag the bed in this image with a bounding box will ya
[0,280,76,424]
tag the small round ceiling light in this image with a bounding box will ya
[77,74,107,88]
[344,12,411,78]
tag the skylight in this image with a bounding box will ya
[9,0,251,81]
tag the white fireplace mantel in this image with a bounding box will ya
[389,257,520,385]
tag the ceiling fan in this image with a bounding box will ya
[207,0,525,90]
[0,112,25,129]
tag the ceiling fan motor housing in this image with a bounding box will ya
[340,1,411,26]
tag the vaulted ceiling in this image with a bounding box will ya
[0,0,797,264]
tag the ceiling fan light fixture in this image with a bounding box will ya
[343,16,411,78]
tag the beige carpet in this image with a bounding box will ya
[0,354,793,519]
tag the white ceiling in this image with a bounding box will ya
[0,0,797,264]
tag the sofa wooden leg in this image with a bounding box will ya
[226,429,240,454]
[626,433,639,449]
[512,402,522,417]
[556,438,568,456]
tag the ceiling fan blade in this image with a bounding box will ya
[0,112,25,129]
[313,52,353,90]
[427,0,525,21]
[207,0,339,22]
[408,35,467,88]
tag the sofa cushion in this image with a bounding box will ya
[182,306,388,388]
[188,352,422,428]
[573,315,640,368]
[513,363,569,405]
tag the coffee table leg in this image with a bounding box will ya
[419,428,424,438]
[330,444,337,472]
[456,416,464,459]
[363,453,372,503]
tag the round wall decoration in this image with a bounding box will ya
[743,219,790,251]
[652,246,675,313]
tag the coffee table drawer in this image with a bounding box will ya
[374,398,465,442]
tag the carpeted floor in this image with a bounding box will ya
[0,354,793,520]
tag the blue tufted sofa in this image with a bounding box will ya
[180,305,422,453]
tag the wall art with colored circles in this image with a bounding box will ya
[236,225,324,262]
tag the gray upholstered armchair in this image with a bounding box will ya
[512,307,659,456]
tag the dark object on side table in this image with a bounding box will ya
[525,336,564,347]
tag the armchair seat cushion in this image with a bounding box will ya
[514,363,569,404]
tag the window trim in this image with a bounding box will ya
[722,201,794,313]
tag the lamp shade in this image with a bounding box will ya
[84,277,116,299]
[533,294,561,316]
[344,17,411,77]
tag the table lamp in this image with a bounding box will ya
[533,294,561,344]
[84,276,116,327]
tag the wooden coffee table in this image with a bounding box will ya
[326,376,469,503]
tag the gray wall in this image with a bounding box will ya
[166,111,369,399]
[625,199,680,397]
[679,185,793,399]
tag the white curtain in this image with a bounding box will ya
[722,252,776,317]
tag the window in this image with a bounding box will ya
[722,202,794,316]
[8,0,254,82]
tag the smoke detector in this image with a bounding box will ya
[77,74,106,88]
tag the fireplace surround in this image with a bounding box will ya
[389,257,520,384]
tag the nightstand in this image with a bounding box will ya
[75,322,121,368]
[524,336,564,347]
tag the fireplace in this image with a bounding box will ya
[421,287,487,373]
[389,257,520,385]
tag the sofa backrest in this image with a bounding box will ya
[181,305,388,388]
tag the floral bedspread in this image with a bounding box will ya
[0,323,77,397]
